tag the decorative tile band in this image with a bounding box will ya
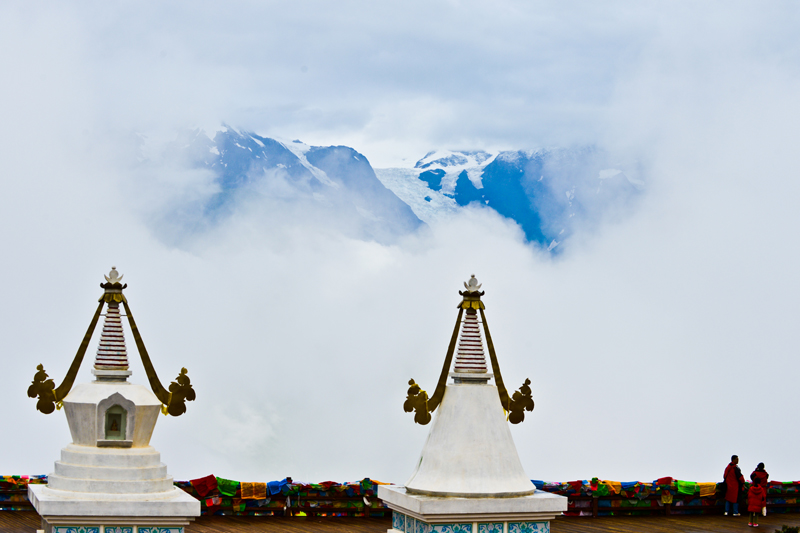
[428,525,473,533]
[508,522,549,533]
[54,527,183,533]
[390,512,549,533]
[54,528,100,533]
[103,528,133,533]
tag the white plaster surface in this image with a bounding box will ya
[29,484,200,517]
[64,382,162,406]
[53,461,167,481]
[63,382,161,448]
[47,475,175,494]
[379,485,567,522]
[32,380,199,521]
[61,444,162,467]
[404,384,536,497]
[44,443,175,494]
[50,382,173,495]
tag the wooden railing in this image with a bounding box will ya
[173,479,391,518]
[0,476,44,511]
[6,476,800,520]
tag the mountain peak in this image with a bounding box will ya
[414,150,495,171]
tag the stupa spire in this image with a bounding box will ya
[27,267,195,416]
[403,275,535,425]
[93,301,129,371]
[92,266,131,381]
[452,277,488,374]
[92,267,132,381]
[452,274,489,382]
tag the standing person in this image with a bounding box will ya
[724,455,745,516]
[751,463,769,489]
[747,479,767,527]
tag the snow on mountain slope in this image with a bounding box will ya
[373,168,459,225]
[375,148,642,249]
[414,150,497,195]
[413,150,498,193]
[278,138,338,187]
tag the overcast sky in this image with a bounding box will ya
[2,1,800,486]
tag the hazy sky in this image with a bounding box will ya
[2,1,800,486]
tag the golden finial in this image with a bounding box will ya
[104,266,123,284]
[463,274,482,293]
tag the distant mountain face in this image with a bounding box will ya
[177,127,423,242]
[375,149,642,249]
[164,127,640,250]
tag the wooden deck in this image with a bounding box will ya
[0,512,39,533]
[188,515,392,533]
[4,511,800,532]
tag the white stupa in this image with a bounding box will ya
[27,268,200,533]
[379,276,567,533]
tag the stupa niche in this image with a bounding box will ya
[26,268,200,533]
[380,276,567,533]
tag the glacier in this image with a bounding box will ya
[375,148,642,248]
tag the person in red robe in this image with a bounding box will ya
[724,454,745,516]
[747,479,767,527]
[751,463,769,489]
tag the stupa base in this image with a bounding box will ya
[29,484,200,533]
[379,486,567,533]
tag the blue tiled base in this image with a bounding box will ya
[390,512,550,533]
[53,527,183,533]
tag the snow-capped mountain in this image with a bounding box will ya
[175,126,423,242]
[375,148,642,249]
[153,128,641,250]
